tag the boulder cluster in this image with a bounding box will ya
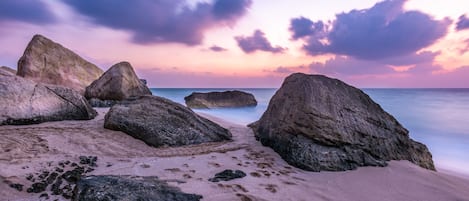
[1,34,436,200]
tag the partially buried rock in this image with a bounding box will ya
[17,34,103,94]
[0,68,97,125]
[104,95,231,147]
[185,90,257,109]
[74,175,203,201]
[85,61,151,107]
[249,73,435,172]
[209,169,246,182]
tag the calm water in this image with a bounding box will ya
[151,88,469,175]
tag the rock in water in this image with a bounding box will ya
[0,66,16,75]
[104,95,231,147]
[185,90,257,108]
[17,34,103,93]
[84,61,151,104]
[0,69,96,125]
[250,73,434,171]
[74,175,202,201]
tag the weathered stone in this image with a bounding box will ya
[0,68,97,125]
[209,169,246,182]
[250,73,435,172]
[85,61,151,101]
[17,34,103,93]
[87,98,118,107]
[0,66,16,75]
[185,90,257,108]
[104,95,231,147]
[73,175,203,201]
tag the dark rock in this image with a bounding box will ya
[62,166,85,183]
[9,183,23,191]
[73,175,203,201]
[185,90,257,109]
[17,34,103,94]
[38,171,50,180]
[85,61,151,102]
[0,69,97,125]
[79,155,97,167]
[46,172,59,184]
[39,193,49,199]
[104,95,231,147]
[209,169,246,182]
[250,73,435,172]
[51,178,63,195]
[87,98,118,107]
[27,182,47,193]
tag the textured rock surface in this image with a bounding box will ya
[185,90,257,108]
[87,98,118,108]
[208,169,246,182]
[104,95,232,147]
[17,34,103,93]
[250,73,434,172]
[85,61,151,101]
[73,175,202,201]
[0,69,96,125]
[0,66,16,75]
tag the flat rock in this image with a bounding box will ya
[17,34,103,94]
[185,90,257,108]
[0,66,16,75]
[0,68,96,125]
[104,95,232,147]
[209,169,246,182]
[85,61,151,104]
[250,73,435,172]
[73,175,202,201]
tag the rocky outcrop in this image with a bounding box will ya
[74,175,203,201]
[250,73,434,172]
[0,68,96,125]
[185,90,257,109]
[17,34,103,93]
[84,61,151,107]
[104,95,232,147]
[0,66,16,75]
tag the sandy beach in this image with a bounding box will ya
[1,108,469,201]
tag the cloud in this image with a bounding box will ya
[293,0,450,60]
[235,30,286,53]
[63,0,252,45]
[0,0,56,24]
[456,14,469,31]
[310,51,440,76]
[209,45,227,52]
[289,17,325,40]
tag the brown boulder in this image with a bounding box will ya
[250,73,434,171]
[84,61,151,103]
[17,34,103,93]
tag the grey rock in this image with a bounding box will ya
[104,95,231,147]
[0,69,96,125]
[250,73,435,172]
[185,90,257,109]
[73,175,203,201]
[209,169,246,182]
[17,34,103,94]
[87,98,119,108]
[85,61,151,101]
[0,66,16,75]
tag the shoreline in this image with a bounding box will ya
[1,108,469,201]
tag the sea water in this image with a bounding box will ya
[151,88,469,176]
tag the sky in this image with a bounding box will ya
[0,0,468,88]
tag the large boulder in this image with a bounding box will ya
[73,175,202,201]
[185,90,257,109]
[17,34,103,94]
[250,73,434,172]
[84,61,151,105]
[0,66,16,75]
[104,95,232,147]
[0,68,97,125]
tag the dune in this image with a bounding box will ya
[1,108,469,201]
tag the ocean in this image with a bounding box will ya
[151,88,469,176]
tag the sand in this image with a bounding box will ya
[1,108,469,201]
